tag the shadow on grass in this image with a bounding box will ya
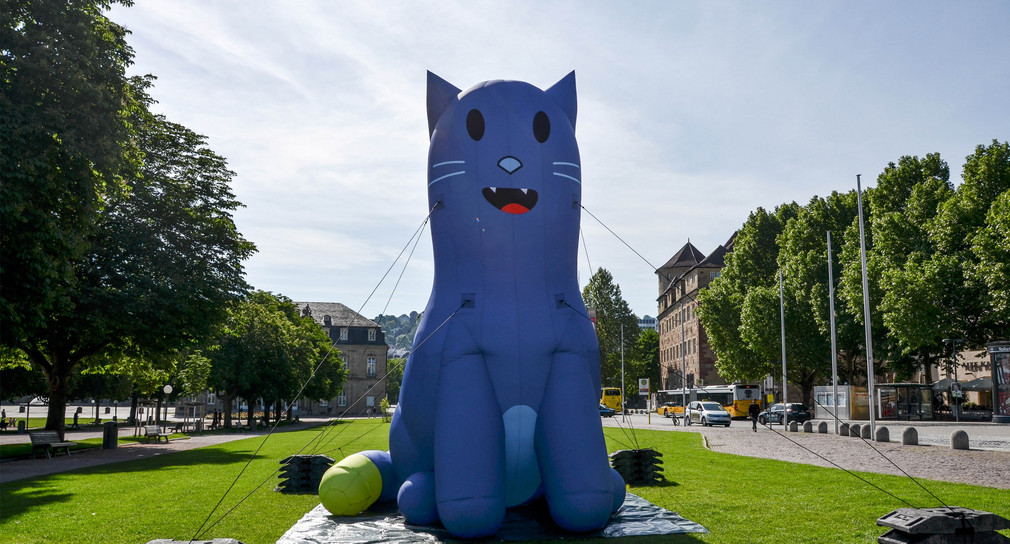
[0,447,264,519]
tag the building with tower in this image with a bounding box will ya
[656,234,736,390]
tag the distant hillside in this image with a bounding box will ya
[373,312,421,351]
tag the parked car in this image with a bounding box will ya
[685,401,731,427]
[600,404,616,417]
[757,403,812,425]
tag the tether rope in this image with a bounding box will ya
[811,398,950,508]
[757,419,918,508]
[192,204,438,540]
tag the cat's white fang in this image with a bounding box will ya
[490,187,497,192]
[521,188,528,194]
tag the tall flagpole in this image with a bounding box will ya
[621,324,625,420]
[681,308,687,424]
[827,231,839,434]
[779,270,788,425]
[856,174,877,437]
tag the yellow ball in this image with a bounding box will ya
[318,453,382,516]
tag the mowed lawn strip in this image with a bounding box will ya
[0,420,390,544]
[1,421,1007,544]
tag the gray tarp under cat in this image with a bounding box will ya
[279,493,707,543]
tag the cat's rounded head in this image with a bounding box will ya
[426,72,581,220]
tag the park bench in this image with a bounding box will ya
[143,425,170,444]
[28,430,77,459]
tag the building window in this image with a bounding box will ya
[337,391,347,407]
[342,358,349,371]
[368,329,376,342]
[340,328,348,341]
[366,396,375,408]
[367,356,376,377]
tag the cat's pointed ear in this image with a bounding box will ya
[427,71,461,137]
[545,71,577,128]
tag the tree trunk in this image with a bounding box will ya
[155,398,163,425]
[222,392,233,428]
[129,392,139,425]
[44,368,68,440]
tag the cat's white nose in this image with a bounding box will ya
[498,156,522,174]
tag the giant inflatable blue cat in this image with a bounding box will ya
[318,72,625,538]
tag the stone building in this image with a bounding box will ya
[293,301,388,416]
[656,234,735,390]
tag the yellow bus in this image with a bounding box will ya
[656,384,761,418]
[600,387,622,412]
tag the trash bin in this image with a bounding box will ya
[17,420,25,434]
[102,421,118,449]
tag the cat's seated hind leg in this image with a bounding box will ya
[433,350,506,538]
[536,351,618,532]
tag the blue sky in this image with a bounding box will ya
[109,1,1010,319]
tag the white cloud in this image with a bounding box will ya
[109,0,1010,317]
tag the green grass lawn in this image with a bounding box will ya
[1,421,1007,544]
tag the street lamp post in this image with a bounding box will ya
[163,384,173,426]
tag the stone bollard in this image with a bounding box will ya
[802,421,813,433]
[849,423,861,437]
[861,424,871,439]
[839,423,849,436]
[817,421,828,433]
[902,427,918,446]
[951,430,969,450]
[875,426,889,443]
[788,421,799,432]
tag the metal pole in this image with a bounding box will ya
[828,231,839,434]
[952,340,960,423]
[780,270,788,425]
[681,309,687,424]
[621,324,625,420]
[856,174,877,436]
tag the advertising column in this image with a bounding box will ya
[988,341,1010,424]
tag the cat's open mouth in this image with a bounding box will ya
[482,187,538,214]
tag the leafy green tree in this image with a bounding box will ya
[2,0,138,350]
[768,193,861,404]
[0,349,48,402]
[699,204,798,385]
[385,357,405,404]
[972,190,1010,325]
[865,154,954,378]
[628,328,660,403]
[207,291,343,427]
[931,140,1010,343]
[4,71,254,437]
[582,268,639,400]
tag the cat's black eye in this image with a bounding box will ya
[466,109,485,141]
[533,111,550,143]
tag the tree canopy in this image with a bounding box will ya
[207,291,344,427]
[2,1,255,436]
[698,141,1010,403]
[582,267,640,401]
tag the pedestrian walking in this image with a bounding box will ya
[749,400,761,432]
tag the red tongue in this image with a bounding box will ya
[502,203,530,214]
